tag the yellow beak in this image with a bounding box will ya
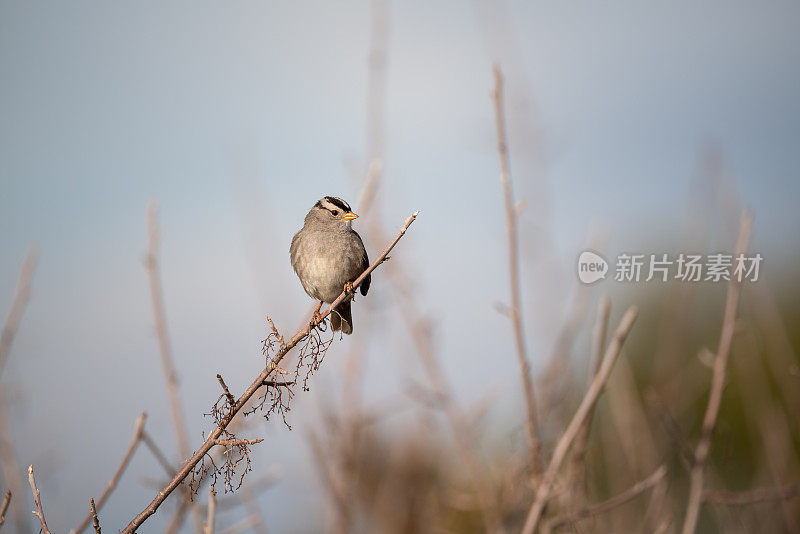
[342,211,359,221]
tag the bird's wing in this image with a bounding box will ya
[355,231,371,296]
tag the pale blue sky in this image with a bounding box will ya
[1,1,799,531]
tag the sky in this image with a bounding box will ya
[1,1,799,532]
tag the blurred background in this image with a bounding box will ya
[1,1,799,533]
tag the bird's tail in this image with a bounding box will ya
[330,300,353,335]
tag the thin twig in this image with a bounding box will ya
[120,210,418,534]
[522,306,639,534]
[681,211,752,534]
[73,413,146,533]
[705,482,799,506]
[493,65,542,478]
[0,490,10,530]
[89,498,101,534]
[205,488,216,534]
[214,439,263,447]
[27,465,50,534]
[217,374,236,407]
[544,464,667,532]
[0,248,37,377]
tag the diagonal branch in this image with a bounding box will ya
[120,210,418,534]
[681,211,752,534]
[73,413,146,533]
[522,306,639,534]
[492,65,542,478]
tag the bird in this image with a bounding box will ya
[290,196,370,334]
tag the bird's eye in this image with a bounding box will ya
[332,210,339,216]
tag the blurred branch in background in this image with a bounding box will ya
[706,482,800,506]
[204,487,216,534]
[145,200,204,533]
[566,296,610,503]
[523,305,640,533]
[543,463,667,533]
[681,212,752,534]
[0,489,10,530]
[0,248,36,534]
[492,65,543,480]
[0,248,37,376]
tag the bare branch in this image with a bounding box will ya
[681,211,752,534]
[545,464,667,531]
[706,482,799,506]
[89,498,101,534]
[120,210,418,533]
[0,248,37,377]
[522,306,640,534]
[73,413,146,533]
[492,65,542,479]
[0,490,10,530]
[27,465,50,534]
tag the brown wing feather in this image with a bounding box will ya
[354,230,371,296]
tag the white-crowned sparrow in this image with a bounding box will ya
[290,196,371,334]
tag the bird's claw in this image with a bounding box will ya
[344,281,354,296]
[311,301,324,327]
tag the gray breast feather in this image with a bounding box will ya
[290,226,369,303]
